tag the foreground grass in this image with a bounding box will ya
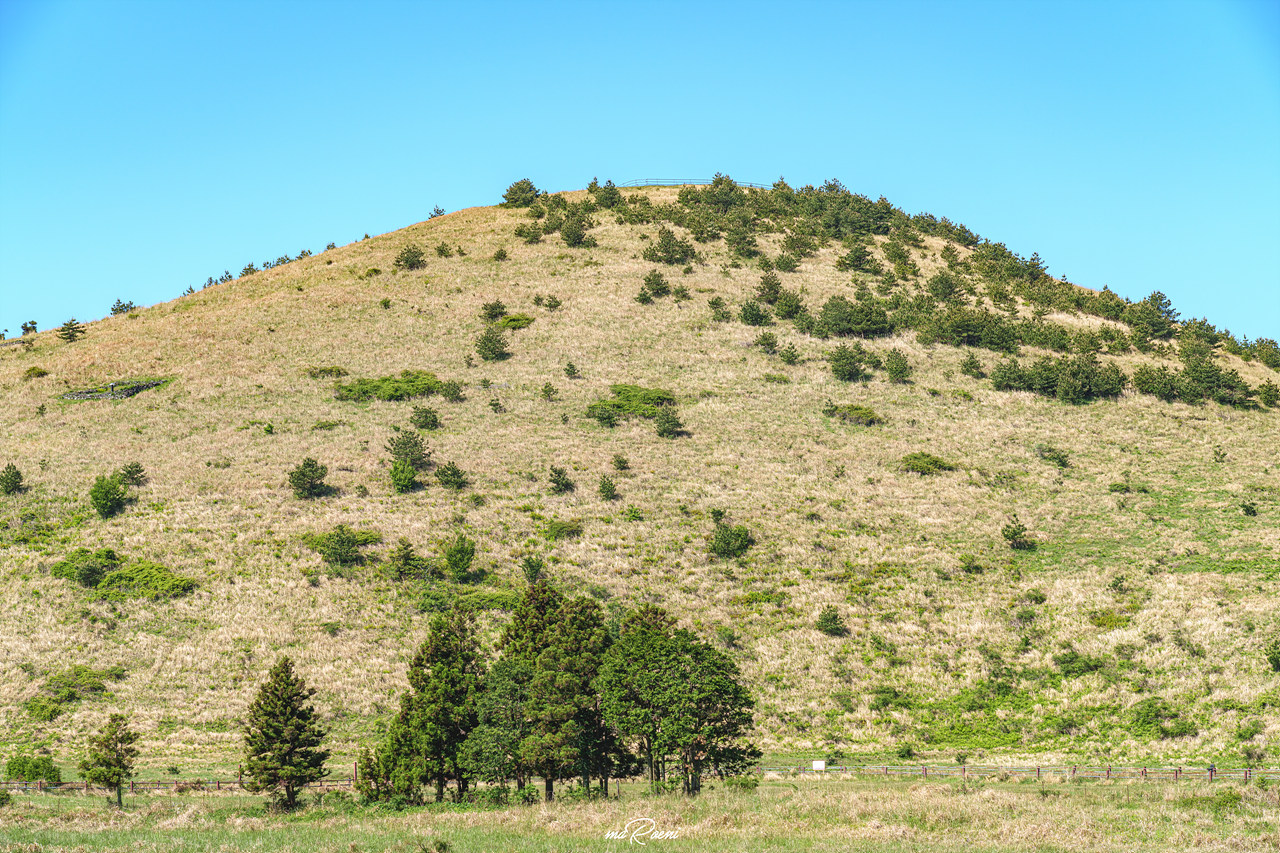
[1,777,1278,852]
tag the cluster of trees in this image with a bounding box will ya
[358,586,758,804]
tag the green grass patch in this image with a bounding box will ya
[334,370,444,401]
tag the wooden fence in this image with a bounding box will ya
[5,764,1277,795]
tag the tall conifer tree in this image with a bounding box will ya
[242,657,329,809]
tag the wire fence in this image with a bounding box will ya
[5,764,1275,795]
[619,178,771,189]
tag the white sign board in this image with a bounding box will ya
[812,760,826,771]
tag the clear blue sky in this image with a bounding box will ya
[2,0,1277,340]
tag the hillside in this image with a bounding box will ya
[1,178,1277,777]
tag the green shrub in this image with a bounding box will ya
[390,459,418,493]
[709,521,753,558]
[1129,697,1196,739]
[884,349,912,383]
[50,547,122,587]
[443,534,476,581]
[822,402,883,426]
[543,519,583,541]
[476,326,509,361]
[754,332,778,353]
[642,269,670,298]
[642,226,695,265]
[739,300,772,326]
[598,475,618,501]
[1054,649,1109,678]
[962,350,983,379]
[816,605,847,636]
[385,429,429,470]
[96,561,197,600]
[586,385,677,424]
[492,247,508,261]
[435,461,468,490]
[820,296,891,338]
[654,408,684,438]
[335,370,442,401]
[496,313,534,330]
[708,296,732,322]
[410,406,440,430]
[900,452,956,475]
[0,463,22,495]
[288,458,330,499]
[116,462,146,487]
[774,253,799,272]
[56,318,86,342]
[774,289,803,320]
[22,366,48,380]
[1258,380,1279,408]
[778,343,800,365]
[755,272,782,304]
[611,454,629,471]
[5,754,61,783]
[514,223,543,244]
[480,300,507,322]
[89,474,128,518]
[828,344,870,382]
[1265,637,1280,672]
[1242,500,1258,517]
[435,242,454,258]
[1002,514,1033,550]
[395,244,426,270]
[441,381,464,402]
[502,178,541,207]
[548,466,575,494]
[540,382,557,402]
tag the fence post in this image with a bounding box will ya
[238,766,243,786]
[1209,767,1215,782]
[1071,766,1076,779]
[353,762,358,785]
[1106,766,1111,779]
[1036,766,1040,780]
[922,765,927,779]
[883,766,887,777]
[1141,768,1146,780]
[1175,767,1180,781]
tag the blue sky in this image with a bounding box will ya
[2,0,1277,340]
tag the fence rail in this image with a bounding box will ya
[756,764,1280,782]
[5,765,1276,794]
[619,178,771,189]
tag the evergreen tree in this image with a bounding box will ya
[363,608,484,803]
[462,657,537,791]
[56,318,86,342]
[596,609,759,796]
[242,657,330,809]
[79,713,139,808]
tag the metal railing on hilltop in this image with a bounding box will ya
[619,178,771,189]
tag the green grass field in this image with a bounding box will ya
[2,776,1278,852]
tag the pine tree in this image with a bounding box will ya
[79,713,139,808]
[242,657,330,809]
[56,318,86,342]
[364,608,484,803]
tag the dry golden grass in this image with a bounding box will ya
[0,187,1277,773]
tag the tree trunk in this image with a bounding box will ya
[115,784,122,809]
[544,776,554,802]
[435,774,445,803]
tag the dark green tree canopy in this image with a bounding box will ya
[242,656,330,809]
[79,713,140,808]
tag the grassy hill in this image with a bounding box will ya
[1,178,1277,777]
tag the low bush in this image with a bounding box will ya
[1034,444,1071,468]
[959,351,985,378]
[288,458,330,499]
[89,474,128,518]
[96,561,198,600]
[386,429,429,470]
[1002,514,1034,550]
[548,466,575,494]
[410,406,440,430]
[820,296,890,338]
[828,344,871,382]
[774,253,799,272]
[586,385,676,424]
[654,408,684,438]
[543,519,583,541]
[778,343,799,365]
[481,300,507,322]
[900,452,955,475]
[0,463,22,495]
[502,178,541,207]
[116,462,146,487]
[476,326,509,361]
[709,521,753,559]
[822,402,883,426]
[611,454,629,471]
[755,272,782,304]
[395,244,426,270]
[708,297,732,322]
[884,349,912,383]
[335,370,442,401]
[22,366,48,381]
[642,227,695,265]
[5,755,61,783]
[739,300,772,326]
[435,242,454,258]
[774,289,803,320]
[441,381,464,402]
[51,547,122,587]
[754,332,778,354]
[305,524,381,567]
[492,247,508,261]
[435,461,468,490]
[443,534,476,581]
[816,605,847,636]
[390,459,418,493]
[598,475,618,500]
